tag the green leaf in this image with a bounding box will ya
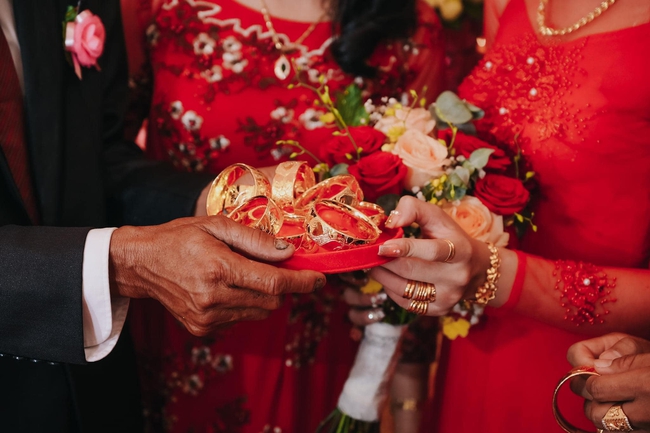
[329,163,350,176]
[468,148,495,171]
[334,84,370,127]
[434,91,474,125]
[450,168,470,187]
[64,5,78,23]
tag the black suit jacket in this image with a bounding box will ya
[0,0,212,431]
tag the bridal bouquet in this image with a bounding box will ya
[279,80,535,432]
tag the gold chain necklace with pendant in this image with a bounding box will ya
[537,0,618,37]
[259,0,323,80]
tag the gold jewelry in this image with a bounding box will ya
[602,404,634,432]
[442,239,455,263]
[537,0,618,37]
[391,398,422,412]
[553,366,601,433]
[468,242,501,306]
[276,212,307,249]
[413,281,436,302]
[406,299,429,315]
[271,161,316,211]
[227,195,284,235]
[355,201,386,226]
[259,0,324,80]
[295,174,364,211]
[403,280,417,300]
[206,163,271,216]
[305,199,380,248]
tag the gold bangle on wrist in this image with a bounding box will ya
[462,242,501,307]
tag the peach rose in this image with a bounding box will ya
[441,196,509,247]
[392,129,449,190]
[374,107,436,138]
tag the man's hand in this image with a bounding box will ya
[109,216,325,335]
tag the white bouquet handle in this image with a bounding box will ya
[337,322,406,422]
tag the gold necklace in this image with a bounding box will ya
[259,0,323,80]
[537,0,618,37]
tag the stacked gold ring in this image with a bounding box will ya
[402,280,436,302]
[305,199,380,248]
[206,163,271,216]
[406,299,429,315]
[271,161,316,212]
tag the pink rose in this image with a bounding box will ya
[374,107,436,137]
[392,129,449,190]
[348,152,407,202]
[65,10,105,78]
[441,196,509,247]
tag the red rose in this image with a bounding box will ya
[438,130,510,172]
[474,174,530,215]
[348,152,407,202]
[320,126,387,167]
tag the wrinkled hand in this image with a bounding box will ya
[110,216,325,336]
[567,333,650,431]
[369,196,492,316]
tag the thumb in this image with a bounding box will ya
[595,352,650,375]
[200,215,296,262]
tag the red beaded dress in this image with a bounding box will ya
[123,1,445,432]
[429,0,650,431]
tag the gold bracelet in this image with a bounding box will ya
[465,242,501,307]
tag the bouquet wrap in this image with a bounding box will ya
[337,322,406,421]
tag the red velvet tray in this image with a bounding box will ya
[278,227,403,274]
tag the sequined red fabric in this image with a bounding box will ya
[431,0,650,431]
[127,1,445,432]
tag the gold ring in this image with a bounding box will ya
[406,299,429,315]
[271,161,316,212]
[355,201,386,226]
[403,280,417,300]
[294,174,364,211]
[553,366,601,433]
[443,239,455,263]
[227,195,284,235]
[602,404,634,432]
[206,163,271,216]
[305,199,380,248]
[413,281,436,302]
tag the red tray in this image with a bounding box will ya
[278,227,403,274]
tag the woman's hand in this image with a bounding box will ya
[369,196,493,316]
[567,333,650,431]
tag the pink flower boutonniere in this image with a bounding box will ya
[62,6,105,79]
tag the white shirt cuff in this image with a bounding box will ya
[82,227,130,362]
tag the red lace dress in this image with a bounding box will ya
[429,0,650,431]
[125,1,445,432]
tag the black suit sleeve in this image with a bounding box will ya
[97,0,213,226]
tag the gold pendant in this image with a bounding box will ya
[274,55,291,80]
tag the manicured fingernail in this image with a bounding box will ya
[594,358,613,369]
[378,244,401,256]
[314,277,326,290]
[367,309,385,322]
[370,292,388,306]
[600,349,623,360]
[385,210,400,228]
[274,239,290,250]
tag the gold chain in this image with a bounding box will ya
[537,0,618,37]
[259,0,323,51]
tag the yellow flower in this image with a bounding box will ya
[360,278,383,295]
[320,112,335,124]
[387,125,407,143]
[440,0,463,21]
[441,316,471,340]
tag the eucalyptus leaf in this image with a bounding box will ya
[329,163,350,176]
[466,101,485,120]
[468,148,495,171]
[451,167,470,187]
[434,91,474,125]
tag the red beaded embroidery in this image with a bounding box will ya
[553,260,616,325]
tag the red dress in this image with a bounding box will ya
[431,1,650,431]
[127,1,445,432]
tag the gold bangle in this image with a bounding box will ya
[355,201,386,226]
[227,195,284,235]
[468,242,501,306]
[553,366,601,433]
[271,161,316,212]
[206,163,271,216]
[294,174,364,211]
[305,199,380,248]
[276,213,307,249]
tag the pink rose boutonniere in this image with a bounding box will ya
[63,6,105,79]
